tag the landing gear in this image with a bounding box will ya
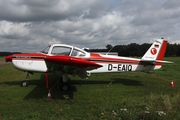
[21,81,28,87]
[21,72,33,87]
[60,83,70,91]
[59,73,70,91]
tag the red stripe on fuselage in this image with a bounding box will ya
[13,58,45,61]
[89,53,162,66]
[89,53,140,63]
[13,53,47,56]
[12,53,47,61]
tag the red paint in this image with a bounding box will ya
[155,40,168,65]
[9,53,47,61]
[5,55,12,62]
[45,56,102,68]
[170,80,174,87]
[12,53,47,57]
[157,40,167,60]
[89,53,140,64]
[45,73,49,88]
[150,48,157,55]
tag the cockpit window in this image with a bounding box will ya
[51,46,71,56]
[40,45,50,54]
[71,48,86,57]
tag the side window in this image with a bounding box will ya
[51,47,71,56]
[71,49,86,57]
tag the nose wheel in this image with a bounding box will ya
[60,82,70,91]
[59,74,70,91]
[21,81,28,87]
[21,72,33,87]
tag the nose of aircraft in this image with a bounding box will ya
[5,55,12,62]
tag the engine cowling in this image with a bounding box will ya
[5,55,12,62]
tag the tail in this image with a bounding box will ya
[141,39,167,61]
[141,39,172,69]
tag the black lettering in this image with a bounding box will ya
[118,64,121,71]
[122,64,126,71]
[128,65,132,71]
[108,64,113,71]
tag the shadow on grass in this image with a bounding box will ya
[0,74,143,99]
[23,84,77,100]
[112,78,144,86]
[0,79,77,100]
[70,78,144,86]
[24,74,77,100]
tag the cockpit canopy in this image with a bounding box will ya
[40,44,88,57]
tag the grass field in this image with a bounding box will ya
[0,57,180,119]
[0,56,5,61]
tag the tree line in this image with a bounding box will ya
[90,43,180,57]
[0,52,21,57]
[0,43,180,57]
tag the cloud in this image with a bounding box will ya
[170,40,180,44]
[0,0,180,52]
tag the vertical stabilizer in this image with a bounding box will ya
[141,39,168,61]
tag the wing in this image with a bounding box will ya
[44,56,102,78]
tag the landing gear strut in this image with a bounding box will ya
[21,72,33,87]
[59,73,70,91]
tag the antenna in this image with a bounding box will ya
[106,46,114,55]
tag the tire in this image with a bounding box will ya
[21,81,28,87]
[61,83,70,91]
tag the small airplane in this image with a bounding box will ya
[5,38,172,91]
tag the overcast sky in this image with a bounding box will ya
[0,0,180,52]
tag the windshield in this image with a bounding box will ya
[51,46,71,56]
[40,45,50,54]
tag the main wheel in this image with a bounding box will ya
[21,81,28,87]
[60,83,70,91]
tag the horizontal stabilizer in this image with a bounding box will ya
[140,59,173,64]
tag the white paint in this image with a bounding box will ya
[12,60,47,72]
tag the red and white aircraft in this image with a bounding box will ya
[5,38,172,91]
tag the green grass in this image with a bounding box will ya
[0,56,5,61]
[0,57,180,119]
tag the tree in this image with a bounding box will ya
[106,44,113,50]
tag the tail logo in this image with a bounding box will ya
[150,48,157,55]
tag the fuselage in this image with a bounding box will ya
[6,42,165,77]
[9,52,161,74]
